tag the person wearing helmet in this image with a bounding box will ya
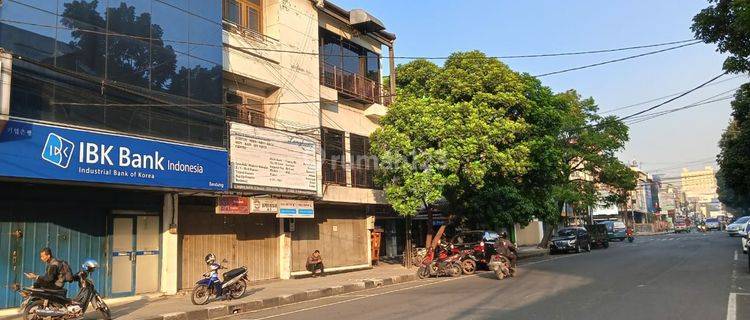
[493,231,518,268]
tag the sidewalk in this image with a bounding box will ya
[2,250,550,320]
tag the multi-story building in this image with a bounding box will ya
[0,0,228,306]
[680,166,721,217]
[0,0,396,308]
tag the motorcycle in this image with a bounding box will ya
[450,244,478,275]
[416,245,462,279]
[191,256,249,305]
[18,259,110,320]
[488,254,515,280]
[697,224,707,233]
[627,228,635,243]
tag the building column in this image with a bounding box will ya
[279,218,292,279]
[160,193,179,295]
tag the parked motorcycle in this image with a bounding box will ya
[191,254,249,305]
[697,224,707,233]
[451,245,478,275]
[488,254,515,280]
[18,259,111,320]
[416,246,462,279]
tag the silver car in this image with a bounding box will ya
[727,216,750,237]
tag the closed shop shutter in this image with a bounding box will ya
[179,206,279,289]
[291,206,367,272]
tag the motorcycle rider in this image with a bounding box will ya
[24,247,64,290]
[494,232,518,268]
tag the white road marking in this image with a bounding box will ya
[734,250,738,261]
[727,292,736,320]
[232,253,579,320]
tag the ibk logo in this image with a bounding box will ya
[41,133,75,169]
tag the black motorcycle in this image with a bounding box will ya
[19,259,110,320]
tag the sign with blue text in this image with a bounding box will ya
[275,199,314,218]
[0,119,228,190]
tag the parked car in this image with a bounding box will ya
[549,227,591,254]
[450,230,500,265]
[705,218,721,231]
[599,220,627,241]
[674,217,691,233]
[584,224,609,249]
[742,223,750,254]
[727,216,750,237]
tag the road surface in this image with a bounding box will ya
[220,231,750,320]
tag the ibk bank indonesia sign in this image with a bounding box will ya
[0,119,228,190]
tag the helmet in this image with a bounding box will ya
[81,259,99,272]
[205,253,216,265]
[499,231,508,239]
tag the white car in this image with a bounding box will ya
[727,216,750,236]
[742,224,750,254]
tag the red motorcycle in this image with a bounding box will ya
[450,244,478,275]
[488,254,515,280]
[417,245,462,279]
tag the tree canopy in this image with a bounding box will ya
[692,0,750,74]
[371,51,635,229]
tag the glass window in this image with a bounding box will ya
[226,0,241,25]
[350,134,375,188]
[341,42,361,74]
[224,0,262,33]
[322,128,346,184]
[366,51,380,81]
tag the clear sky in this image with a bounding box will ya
[335,0,750,177]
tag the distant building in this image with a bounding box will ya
[680,166,721,217]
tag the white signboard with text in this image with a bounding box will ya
[230,123,321,195]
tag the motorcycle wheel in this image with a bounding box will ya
[462,259,477,275]
[449,263,462,277]
[94,295,112,320]
[22,300,44,320]
[230,280,248,299]
[494,268,505,280]
[417,266,430,279]
[191,284,212,305]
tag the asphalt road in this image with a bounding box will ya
[219,231,750,320]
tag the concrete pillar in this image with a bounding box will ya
[279,219,291,279]
[160,193,179,295]
[366,215,374,266]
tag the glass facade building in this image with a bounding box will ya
[0,0,225,146]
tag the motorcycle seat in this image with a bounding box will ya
[26,287,67,296]
[223,267,247,280]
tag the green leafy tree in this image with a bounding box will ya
[717,84,750,215]
[692,0,750,74]
[373,51,636,245]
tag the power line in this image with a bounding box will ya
[533,41,702,77]
[599,75,746,115]
[618,72,728,121]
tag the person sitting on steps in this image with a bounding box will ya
[306,250,325,277]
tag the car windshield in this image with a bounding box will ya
[706,218,719,223]
[733,216,750,224]
[557,229,577,237]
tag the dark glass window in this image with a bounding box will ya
[366,51,380,81]
[223,0,262,33]
[1,0,225,147]
[318,28,380,81]
[350,134,375,188]
[322,128,346,185]
[226,1,241,25]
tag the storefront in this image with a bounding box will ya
[0,118,228,308]
[291,203,369,273]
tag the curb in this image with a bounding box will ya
[124,252,550,320]
[143,274,419,320]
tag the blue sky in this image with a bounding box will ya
[336,0,750,177]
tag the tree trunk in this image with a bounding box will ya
[425,209,434,249]
[538,221,555,248]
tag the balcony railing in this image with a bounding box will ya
[320,62,391,106]
[322,159,347,185]
[227,104,265,127]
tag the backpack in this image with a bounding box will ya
[58,259,74,283]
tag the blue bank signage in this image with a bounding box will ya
[0,119,228,190]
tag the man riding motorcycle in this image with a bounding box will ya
[493,232,518,268]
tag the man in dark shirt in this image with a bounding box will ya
[494,232,518,268]
[306,250,325,277]
[24,247,64,290]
